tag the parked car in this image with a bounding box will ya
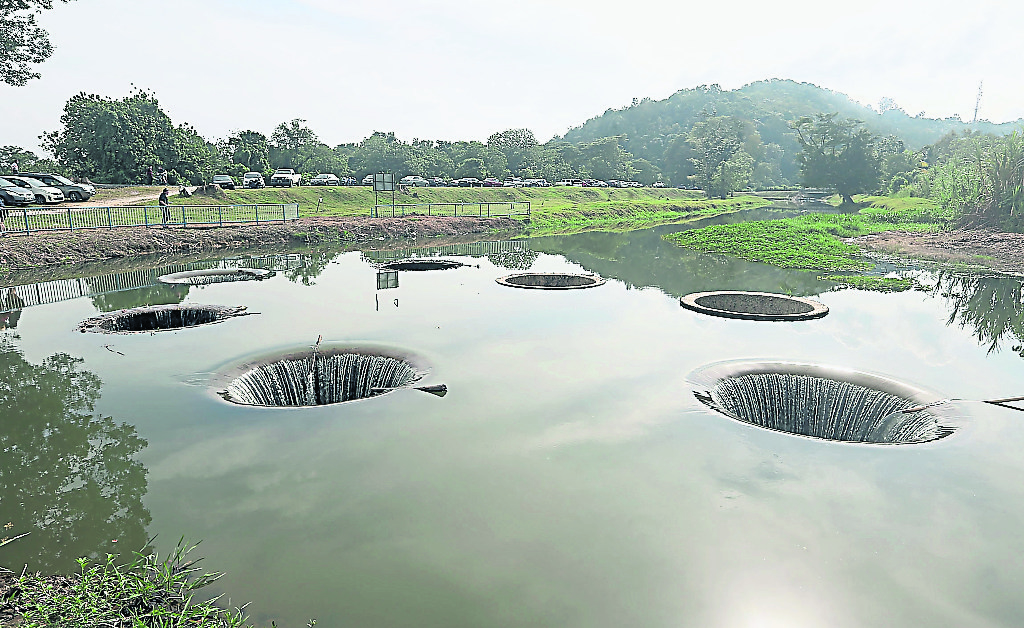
[310,173,341,186]
[340,176,357,186]
[555,179,584,187]
[653,181,665,188]
[429,177,447,187]
[5,176,64,204]
[400,175,430,187]
[503,177,523,187]
[242,172,265,188]
[0,177,35,206]
[269,168,302,187]
[19,172,95,201]
[457,177,482,187]
[362,174,374,185]
[482,177,503,187]
[524,178,550,187]
[211,174,236,190]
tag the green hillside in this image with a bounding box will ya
[562,79,1022,187]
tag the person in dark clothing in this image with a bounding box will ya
[1,288,24,330]
[159,188,170,224]
[10,161,18,175]
[147,166,154,185]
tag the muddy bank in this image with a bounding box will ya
[849,229,1024,275]
[0,216,522,274]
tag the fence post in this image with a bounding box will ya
[23,207,29,235]
[219,205,224,226]
[107,206,113,229]
[182,206,187,228]
[67,207,74,231]
[255,205,260,224]
[281,204,285,223]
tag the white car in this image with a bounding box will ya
[400,175,429,187]
[310,174,340,186]
[6,176,65,204]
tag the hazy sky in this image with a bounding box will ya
[1,0,1021,153]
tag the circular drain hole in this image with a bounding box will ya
[382,259,463,271]
[496,273,606,290]
[219,346,428,407]
[158,268,275,285]
[680,291,828,321]
[689,361,957,445]
[78,304,250,334]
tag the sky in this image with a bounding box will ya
[1,0,1022,154]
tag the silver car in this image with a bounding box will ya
[6,176,65,204]
[20,172,95,201]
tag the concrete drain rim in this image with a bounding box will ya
[687,360,958,445]
[496,272,606,290]
[382,259,464,271]
[213,343,433,408]
[78,304,251,334]
[158,268,275,285]
[680,291,828,321]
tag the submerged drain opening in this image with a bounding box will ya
[689,361,956,444]
[496,273,606,290]
[158,268,275,285]
[382,259,463,271]
[221,349,423,407]
[680,291,828,321]
[78,304,250,334]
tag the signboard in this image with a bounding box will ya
[376,270,399,290]
[373,173,396,192]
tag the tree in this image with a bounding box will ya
[487,129,539,173]
[792,112,881,205]
[1,0,75,86]
[687,116,743,198]
[0,339,151,573]
[0,145,63,175]
[225,130,270,173]
[269,119,319,169]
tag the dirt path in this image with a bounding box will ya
[78,186,195,208]
[0,215,522,274]
[849,229,1024,275]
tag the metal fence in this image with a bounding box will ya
[0,253,308,313]
[3,203,300,234]
[371,202,530,219]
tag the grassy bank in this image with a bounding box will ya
[2,541,281,628]
[665,196,952,271]
[162,186,770,236]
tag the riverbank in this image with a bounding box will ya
[850,228,1024,276]
[0,216,520,274]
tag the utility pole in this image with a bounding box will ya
[972,81,984,124]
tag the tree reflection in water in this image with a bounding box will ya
[0,339,150,573]
[936,272,1024,358]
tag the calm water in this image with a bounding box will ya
[3,220,1024,627]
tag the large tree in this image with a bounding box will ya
[687,116,744,198]
[1,0,74,86]
[792,112,881,205]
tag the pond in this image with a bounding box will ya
[3,217,1024,627]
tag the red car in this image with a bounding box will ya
[482,178,503,187]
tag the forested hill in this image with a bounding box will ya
[562,79,1022,186]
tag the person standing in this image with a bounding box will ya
[159,188,170,225]
[147,166,154,185]
[10,160,18,175]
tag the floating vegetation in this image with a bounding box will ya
[382,259,464,271]
[158,268,275,285]
[818,275,917,292]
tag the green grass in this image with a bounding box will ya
[159,186,770,236]
[666,197,951,271]
[8,540,279,628]
[819,275,916,292]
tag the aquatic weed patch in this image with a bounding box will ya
[820,275,916,292]
[666,198,950,271]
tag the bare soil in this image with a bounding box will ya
[0,215,522,274]
[849,229,1024,275]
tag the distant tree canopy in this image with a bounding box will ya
[792,113,880,205]
[0,0,75,86]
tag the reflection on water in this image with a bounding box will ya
[936,271,1024,358]
[0,338,150,573]
[91,283,190,313]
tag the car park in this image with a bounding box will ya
[5,176,64,204]
[310,174,341,186]
[242,172,265,188]
[0,177,35,206]
[212,174,236,190]
[19,172,96,201]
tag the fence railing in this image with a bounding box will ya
[3,203,300,234]
[371,202,530,219]
[0,253,308,313]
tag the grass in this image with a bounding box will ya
[5,540,292,628]
[666,196,952,271]
[819,275,917,292]
[156,186,770,236]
